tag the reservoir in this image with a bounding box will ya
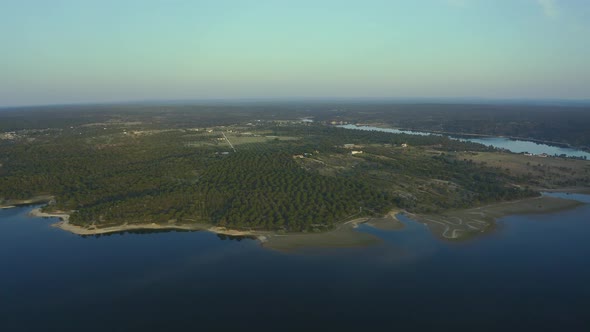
[1,195,589,331]
[339,124,590,159]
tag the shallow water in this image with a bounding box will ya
[1,198,589,331]
[339,124,590,159]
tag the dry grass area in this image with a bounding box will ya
[301,153,360,177]
[223,133,299,146]
[410,196,584,240]
[456,151,590,189]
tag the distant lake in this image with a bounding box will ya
[1,196,589,331]
[339,124,590,159]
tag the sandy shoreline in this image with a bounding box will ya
[28,208,264,239]
[26,206,382,251]
[18,187,589,249]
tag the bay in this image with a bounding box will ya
[1,196,589,331]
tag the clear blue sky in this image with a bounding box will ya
[1,0,589,106]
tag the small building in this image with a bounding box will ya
[351,150,363,155]
[401,143,408,148]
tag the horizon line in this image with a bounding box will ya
[2,96,590,110]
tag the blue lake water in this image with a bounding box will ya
[339,124,590,159]
[1,198,590,332]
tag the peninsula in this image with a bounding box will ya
[1,104,589,246]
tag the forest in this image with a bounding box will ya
[1,104,585,232]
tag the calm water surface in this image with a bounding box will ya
[1,198,590,331]
[339,124,590,159]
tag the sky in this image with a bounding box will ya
[1,0,589,106]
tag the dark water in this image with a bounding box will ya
[339,124,590,159]
[1,198,590,332]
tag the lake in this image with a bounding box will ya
[338,124,590,159]
[1,196,589,332]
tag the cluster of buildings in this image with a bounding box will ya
[342,142,408,156]
[342,143,364,155]
[523,152,549,158]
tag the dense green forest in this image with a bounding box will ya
[2,105,582,232]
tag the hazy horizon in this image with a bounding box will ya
[2,0,590,106]
[3,96,590,110]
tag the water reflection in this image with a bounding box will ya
[1,198,590,331]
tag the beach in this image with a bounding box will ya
[23,191,587,249]
[28,207,264,238]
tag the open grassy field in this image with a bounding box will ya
[456,151,590,189]
[223,132,299,146]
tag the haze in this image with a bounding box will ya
[2,0,590,106]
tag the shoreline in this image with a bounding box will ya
[26,206,385,251]
[539,187,590,195]
[20,187,589,248]
[28,208,266,240]
[0,195,54,209]
[348,123,590,152]
[408,195,586,240]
